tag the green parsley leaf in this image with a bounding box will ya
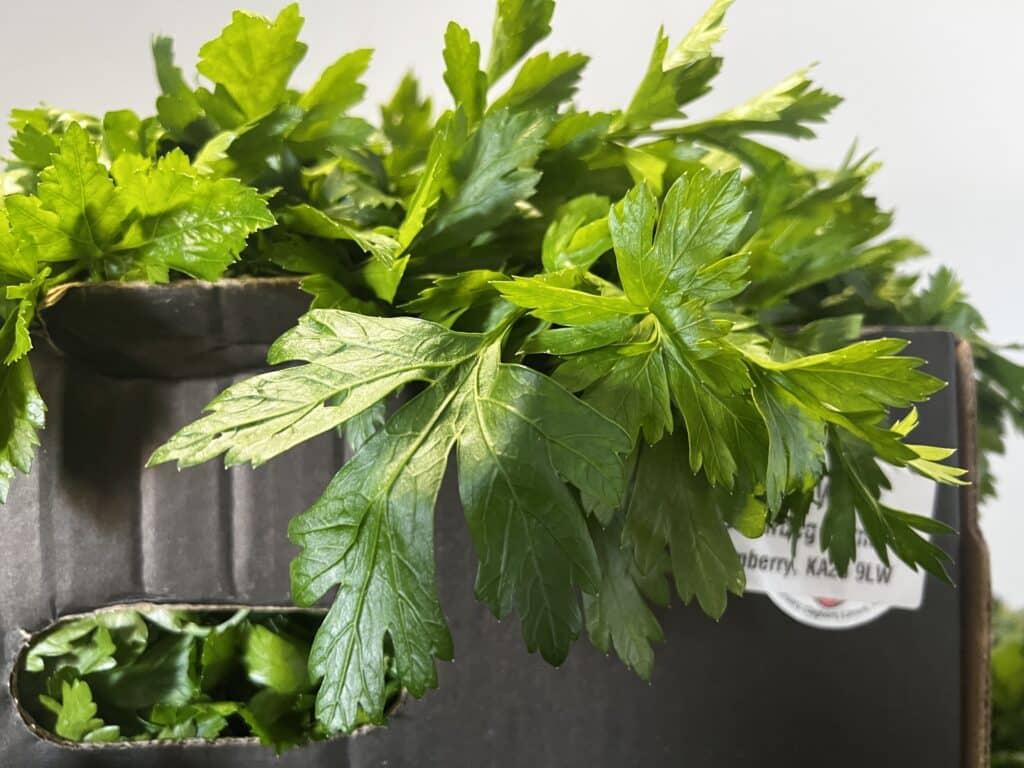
[152,36,206,140]
[0,268,47,365]
[403,269,506,326]
[244,625,313,696]
[443,23,487,125]
[381,74,434,181]
[26,617,115,674]
[0,357,45,504]
[627,434,746,619]
[751,373,827,511]
[39,680,111,742]
[414,108,551,257]
[583,517,665,680]
[397,111,458,249]
[609,171,747,308]
[148,702,238,740]
[280,204,401,268]
[112,151,275,280]
[547,318,673,444]
[298,274,377,313]
[0,208,35,281]
[239,690,314,753]
[288,374,460,732]
[541,194,612,272]
[457,345,627,662]
[663,0,733,70]
[505,170,760,483]
[486,0,555,81]
[102,110,163,161]
[154,309,629,731]
[490,52,589,114]
[11,123,124,264]
[684,66,842,141]
[740,338,947,480]
[618,0,733,134]
[823,429,954,581]
[89,633,198,711]
[149,312,479,468]
[299,48,372,115]
[199,625,240,694]
[197,4,307,120]
[495,270,643,325]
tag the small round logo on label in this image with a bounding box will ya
[767,592,890,630]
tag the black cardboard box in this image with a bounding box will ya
[0,282,990,767]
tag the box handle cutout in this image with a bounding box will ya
[11,602,402,752]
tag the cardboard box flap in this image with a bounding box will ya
[40,279,308,380]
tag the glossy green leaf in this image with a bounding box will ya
[490,52,589,114]
[752,374,827,511]
[583,518,665,680]
[619,3,730,133]
[150,311,479,468]
[113,157,274,280]
[40,680,110,742]
[496,270,643,325]
[414,108,551,256]
[610,170,747,307]
[299,48,372,114]
[443,23,487,125]
[0,209,35,280]
[627,435,746,619]
[458,346,628,663]
[289,374,460,732]
[280,204,400,268]
[397,111,458,249]
[403,269,505,326]
[244,625,312,695]
[156,310,628,731]
[684,66,841,140]
[487,0,555,81]
[9,124,123,264]
[541,194,611,272]
[823,429,953,581]
[199,625,240,693]
[197,4,307,120]
[748,338,946,419]
[90,633,198,711]
[0,357,44,504]
[152,36,205,137]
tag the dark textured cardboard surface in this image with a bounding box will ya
[41,278,310,379]
[956,340,992,768]
[0,283,985,766]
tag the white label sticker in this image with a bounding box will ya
[730,467,938,627]
[767,593,890,631]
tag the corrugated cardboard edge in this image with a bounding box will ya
[39,276,304,310]
[37,276,311,379]
[957,340,992,768]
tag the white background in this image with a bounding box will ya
[1,0,1021,603]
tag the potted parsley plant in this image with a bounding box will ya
[2,0,1021,751]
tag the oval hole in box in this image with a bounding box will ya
[11,602,402,750]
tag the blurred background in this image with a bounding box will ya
[1,0,1020,604]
